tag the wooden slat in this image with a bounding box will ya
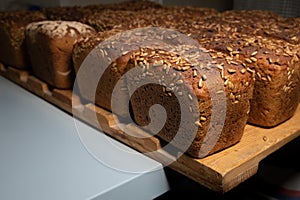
[1,64,299,193]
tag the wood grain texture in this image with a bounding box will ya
[1,64,299,193]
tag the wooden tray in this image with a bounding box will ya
[1,64,299,193]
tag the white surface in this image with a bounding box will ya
[0,76,169,200]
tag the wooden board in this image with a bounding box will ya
[1,64,299,193]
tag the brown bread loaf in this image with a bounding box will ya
[72,27,254,158]
[183,19,300,127]
[0,10,46,69]
[127,47,254,158]
[72,29,130,115]
[25,20,96,89]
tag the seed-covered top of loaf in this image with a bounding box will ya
[42,5,94,21]
[116,46,253,108]
[180,19,299,69]
[208,10,300,45]
[0,10,46,27]
[26,20,96,38]
[179,20,299,95]
[163,5,218,17]
[131,6,218,30]
[104,0,163,11]
[79,5,218,33]
[80,10,148,32]
[73,28,125,72]
[220,9,283,23]
[82,0,162,14]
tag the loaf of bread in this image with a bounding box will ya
[72,29,130,116]
[0,10,46,69]
[127,48,254,158]
[25,20,96,89]
[72,27,254,158]
[184,20,300,127]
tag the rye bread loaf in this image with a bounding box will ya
[184,20,300,127]
[25,20,96,89]
[72,29,130,116]
[127,48,254,158]
[0,10,46,69]
[72,28,254,158]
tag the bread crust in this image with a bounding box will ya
[26,20,96,89]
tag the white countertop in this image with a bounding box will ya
[0,76,169,200]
